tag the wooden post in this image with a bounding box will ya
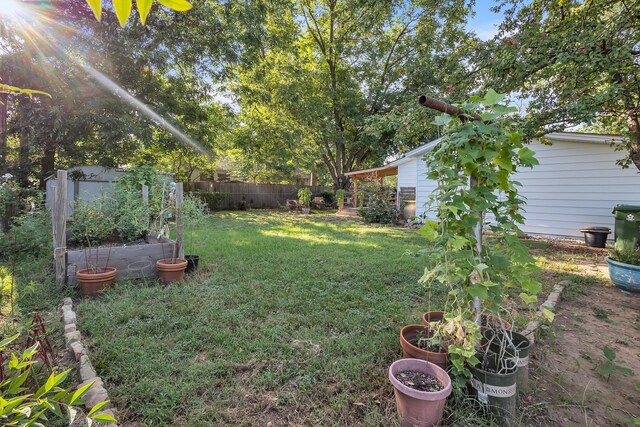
[353,178,358,208]
[142,184,149,230]
[175,182,184,259]
[52,170,67,289]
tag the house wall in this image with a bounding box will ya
[397,158,418,197]
[415,155,439,219]
[515,139,640,237]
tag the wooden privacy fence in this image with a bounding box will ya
[190,181,332,210]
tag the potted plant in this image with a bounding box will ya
[298,188,312,214]
[182,194,208,273]
[336,189,346,210]
[76,244,117,297]
[469,349,518,422]
[399,324,449,371]
[388,358,452,427]
[156,241,188,284]
[416,91,542,411]
[605,239,640,293]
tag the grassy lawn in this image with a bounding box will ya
[76,211,435,426]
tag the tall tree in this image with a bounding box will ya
[481,0,640,170]
[233,0,473,189]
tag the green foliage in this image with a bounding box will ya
[358,181,397,224]
[69,196,115,247]
[609,240,640,266]
[335,189,346,209]
[484,0,640,170]
[297,188,312,208]
[420,91,541,389]
[319,190,335,207]
[0,178,42,232]
[357,191,365,208]
[0,210,52,259]
[595,346,635,381]
[0,334,115,426]
[113,190,149,243]
[192,192,230,212]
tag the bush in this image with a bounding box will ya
[68,197,115,246]
[193,192,230,211]
[0,209,52,259]
[0,177,42,231]
[113,190,149,243]
[610,240,640,266]
[335,189,346,209]
[358,182,397,224]
[297,188,312,207]
[319,190,335,207]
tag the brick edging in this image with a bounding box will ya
[61,297,118,426]
[519,280,570,344]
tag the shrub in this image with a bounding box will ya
[335,189,346,209]
[193,192,230,211]
[297,188,312,207]
[113,190,149,243]
[0,176,42,232]
[358,182,397,224]
[0,209,52,259]
[319,190,335,207]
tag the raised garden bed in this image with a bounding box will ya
[66,234,176,286]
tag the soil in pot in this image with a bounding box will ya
[400,324,449,371]
[396,370,443,392]
[185,255,200,273]
[470,352,518,425]
[484,329,531,393]
[156,258,188,284]
[389,358,452,427]
[76,267,117,297]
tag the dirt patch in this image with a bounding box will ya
[525,274,640,426]
[396,369,443,392]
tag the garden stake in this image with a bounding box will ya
[32,307,55,362]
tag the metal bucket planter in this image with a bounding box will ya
[484,330,532,393]
[605,256,640,294]
[470,352,518,424]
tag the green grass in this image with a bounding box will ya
[77,211,439,425]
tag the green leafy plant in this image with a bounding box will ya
[181,194,208,254]
[193,192,230,211]
[595,346,635,381]
[609,240,640,266]
[113,190,149,243]
[358,181,396,224]
[297,188,312,208]
[0,333,116,425]
[0,209,52,259]
[419,90,541,389]
[335,189,346,210]
[69,197,115,247]
[357,190,365,208]
[319,190,335,207]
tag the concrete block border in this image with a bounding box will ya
[520,280,570,344]
[61,297,118,426]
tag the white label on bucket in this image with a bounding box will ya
[477,390,488,404]
[517,356,529,367]
[471,378,516,398]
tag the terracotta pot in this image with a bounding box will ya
[388,358,452,427]
[422,310,445,326]
[76,267,117,297]
[400,324,449,371]
[156,258,188,284]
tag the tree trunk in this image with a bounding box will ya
[627,111,640,172]
[40,141,56,189]
[18,97,30,187]
[0,93,7,174]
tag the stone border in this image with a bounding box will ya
[61,297,118,426]
[520,280,570,344]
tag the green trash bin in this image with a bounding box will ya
[612,205,640,245]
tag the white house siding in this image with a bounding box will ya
[515,139,640,238]
[415,155,439,219]
[397,158,418,197]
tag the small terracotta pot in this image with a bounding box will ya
[400,324,449,371]
[76,267,117,297]
[389,358,452,427]
[156,258,188,284]
[422,311,445,326]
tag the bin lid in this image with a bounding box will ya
[580,226,611,233]
[612,204,640,213]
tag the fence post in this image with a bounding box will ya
[142,184,149,230]
[52,170,67,289]
[175,182,184,259]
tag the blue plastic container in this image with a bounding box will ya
[606,257,640,294]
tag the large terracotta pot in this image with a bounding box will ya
[422,311,445,326]
[76,267,117,297]
[400,324,449,371]
[156,258,188,284]
[388,358,452,427]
